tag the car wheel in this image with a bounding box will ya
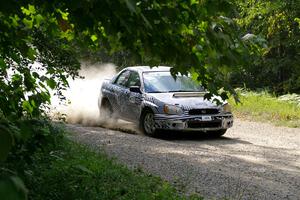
[140,110,157,136]
[209,129,227,137]
[99,100,116,123]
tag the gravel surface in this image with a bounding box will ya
[67,119,300,200]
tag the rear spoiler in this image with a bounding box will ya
[173,92,206,98]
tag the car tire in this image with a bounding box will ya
[140,110,157,137]
[209,129,227,137]
[99,99,116,123]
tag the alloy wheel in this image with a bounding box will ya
[143,112,156,135]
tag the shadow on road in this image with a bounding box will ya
[75,120,252,145]
[153,131,252,145]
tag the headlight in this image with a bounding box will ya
[163,104,183,115]
[222,103,231,113]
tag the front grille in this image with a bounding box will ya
[187,120,222,128]
[189,109,219,115]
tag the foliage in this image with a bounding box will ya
[0,118,64,166]
[0,3,80,120]
[2,133,202,200]
[231,0,300,94]
[0,3,81,196]
[0,1,259,121]
[0,119,64,200]
[0,175,27,200]
[229,89,300,128]
[66,0,256,101]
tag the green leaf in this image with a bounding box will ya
[0,176,27,200]
[57,9,69,20]
[21,4,36,15]
[294,17,300,27]
[220,91,229,100]
[30,100,36,108]
[22,18,33,29]
[27,48,36,61]
[28,5,36,14]
[46,79,56,89]
[124,0,136,13]
[190,0,198,5]
[12,74,23,85]
[32,72,39,78]
[9,15,20,28]
[40,91,51,103]
[34,14,44,27]
[24,72,36,91]
[74,165,94,175]
[90,35,98,42]
[10,177,27,197]
[0,58,7,70]
[22,101,33,115]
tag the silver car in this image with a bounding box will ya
[99,66,233,136]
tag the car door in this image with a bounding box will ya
[112,70,131,117]
[123,71,143,121]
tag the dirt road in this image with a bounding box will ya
[68,119,300,200]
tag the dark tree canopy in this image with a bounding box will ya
[0,0,260,119]
[231,0,300,94]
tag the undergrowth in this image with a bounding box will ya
[229,90,300,128]
[1,121,202,200]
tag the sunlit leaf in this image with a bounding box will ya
[22,101,33,115]
[22,18,33,29]
[9,15,20,28]
[90,35,98,42]
[57,9,69,20]
[35,14,44,27]
[28,5,36,15]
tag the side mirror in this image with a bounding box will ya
[129,86,141,93]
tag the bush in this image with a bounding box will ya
[0,119,65,200]
[1,123,202,200]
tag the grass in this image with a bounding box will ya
[229,91,300,128]
[3,133,202,200]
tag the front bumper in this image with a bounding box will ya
[154,113,233,131]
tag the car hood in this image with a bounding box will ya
[147,92,221,109]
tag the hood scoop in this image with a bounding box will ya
[173,92,206,98]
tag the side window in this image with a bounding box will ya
[114,70,130,87]
[126,71,141,88]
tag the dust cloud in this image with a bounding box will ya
[50,63,139,134]
[51,63,116,125]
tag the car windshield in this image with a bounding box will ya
[143,71,204,93]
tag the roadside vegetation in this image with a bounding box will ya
[229,90,300,128]
[0,121,201,200]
